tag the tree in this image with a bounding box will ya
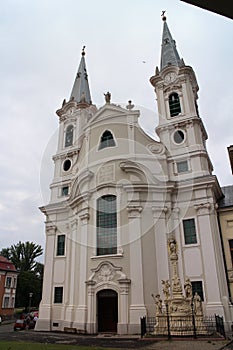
[0,241,43,272]
[0,241,43,308]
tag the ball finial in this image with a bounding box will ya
[161,10,166,21]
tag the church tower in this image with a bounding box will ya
[150,13,212,181]
[36,15,232,335]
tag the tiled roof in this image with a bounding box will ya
[0,255,17,272]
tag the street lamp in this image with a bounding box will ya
[28,292,33,313]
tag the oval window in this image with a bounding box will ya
[63,159,71,171]
[174,130,185,144]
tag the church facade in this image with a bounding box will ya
[36,16,233,334]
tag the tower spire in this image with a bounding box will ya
[160,13,184,70]
[70,46,92,105]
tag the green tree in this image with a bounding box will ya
[0,241,43,308]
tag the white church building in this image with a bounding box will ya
[36,15,233,334]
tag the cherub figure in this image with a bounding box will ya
[162,280,170,300]
[152,294,162,315]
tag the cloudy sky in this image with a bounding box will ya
[0,1,232,258]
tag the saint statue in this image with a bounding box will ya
[152,294,162,315]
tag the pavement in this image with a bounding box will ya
[0,321,232,349]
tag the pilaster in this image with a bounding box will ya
[127,204,146,333]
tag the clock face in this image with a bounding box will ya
[164,72,177,83]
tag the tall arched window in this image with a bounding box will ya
[97,195,117,256]
[65,125,74,147]
[99,130,116,150]
[169,93,181,117]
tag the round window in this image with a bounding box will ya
[174,130,185,144]
[63,159,71,171]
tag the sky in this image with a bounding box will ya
[0,0,232,259]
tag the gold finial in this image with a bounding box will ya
[82,46,86,56]
[161,10,166,21]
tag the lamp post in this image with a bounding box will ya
[28,292,33,313]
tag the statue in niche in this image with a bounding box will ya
[152,294,162,315]
[168,237,178,259]
[184,278,193,299]
[162,280,170,300]
[193,292,203,316]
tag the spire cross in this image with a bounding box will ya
[161,10,166,21]
[82,46,86,56]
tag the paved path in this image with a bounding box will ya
[0,323,231,349]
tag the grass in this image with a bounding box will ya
[0,341,116,350]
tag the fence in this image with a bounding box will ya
[141,314,226,338]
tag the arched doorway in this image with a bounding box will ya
[97,289,118,333]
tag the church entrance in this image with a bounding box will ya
[97,289,118,333]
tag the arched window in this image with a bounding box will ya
[65,125,74,147]
[99,130,116,150]
[97,195,117,256]
[169,93,181,117]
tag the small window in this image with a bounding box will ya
[65,125,74,147]
[56,235,65,256]
[3,296,10,308]
[5,277,11,288]
[229,240,233,266]
[191,281,204,301]
[169,93,181,117]
[99,130,116,150]
[177,160,188,173]
[62,186,69,196]
[183,218,197,244]
[54,287,63,303]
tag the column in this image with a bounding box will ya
[35,224,56,331]
[86,281,96,334]
[118,279,131,335]
[64,218,78,326]
[194,203,224,315]
[74,208,89,330]
[127,204,147,334]
[152,206,169,296]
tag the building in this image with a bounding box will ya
[36,15,233,334]
[0,256,18,319]
[218,186,233,302]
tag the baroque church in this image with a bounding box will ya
[36,15,233,334]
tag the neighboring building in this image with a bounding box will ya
[36,16,233,334]
[218,186,233,302]
[0,256,18,318]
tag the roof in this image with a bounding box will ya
[218,185,233,208]
[69,47,92,105]
[160,16,184,70]
[180,0,233,20]
[0,255,17,272]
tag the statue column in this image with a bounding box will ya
[127,204,147,334]
[74,208,89,330]
[152,206,169,296]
